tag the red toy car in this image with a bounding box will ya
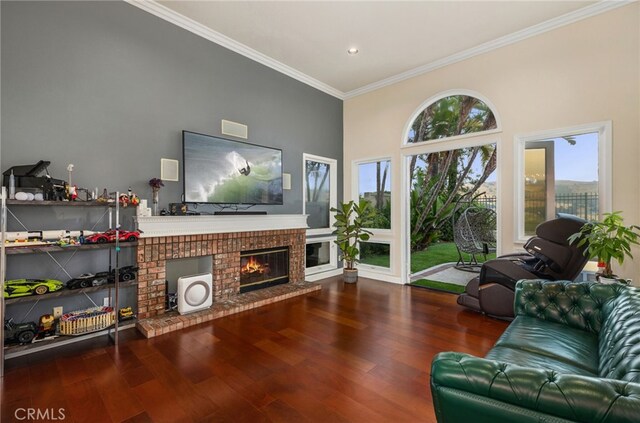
[84,230,140,244]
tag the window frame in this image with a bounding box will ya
[400,89,503,285]
[302,153,337,236]
[401,135,502,285]
[304,235,338,276]
[358,240,393,273]
[400,89,502,148]
[352,156,393,235]
[513,121,612,243]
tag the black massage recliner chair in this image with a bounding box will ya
[457,214,590,320]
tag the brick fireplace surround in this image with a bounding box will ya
[134,215,320,338]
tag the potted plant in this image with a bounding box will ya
[331,199,374,283]
[568,211,640,283]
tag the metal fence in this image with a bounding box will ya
[475,196,497,211]
[475,193,599,221]
[550,192,599,221]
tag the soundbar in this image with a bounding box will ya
[213,211,268,216]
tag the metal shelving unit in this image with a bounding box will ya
[4,321,137,359]
[5,241,137,255]
[6,199,117,207]
[1,190,133,376]
[1,188,7,378]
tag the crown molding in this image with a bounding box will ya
[125,0,632,102]
[343,0,634,99]
[124,0,345,100]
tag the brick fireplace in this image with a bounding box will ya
[133,215,315,337]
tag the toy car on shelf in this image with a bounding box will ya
[4,318,38,344]
[115,265,138,282]
[4,278,64,298]
[65,265,138,290]
[83,230,140,244]
[66,272,110,289]
[66,265,138,289]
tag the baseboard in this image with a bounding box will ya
[357,270,403,284]
[305,268,342,281]
[306,268,403,284]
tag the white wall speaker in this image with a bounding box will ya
[161,158,179,181]
[282,173,291,190]
[177,273,213,314]
[221,119,248,139]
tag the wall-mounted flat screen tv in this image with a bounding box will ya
[183,131,283,205]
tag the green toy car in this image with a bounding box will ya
[4,278,64,298]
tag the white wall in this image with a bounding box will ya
[344,3,640,283]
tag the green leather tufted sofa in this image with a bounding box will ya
[431,280,640,423]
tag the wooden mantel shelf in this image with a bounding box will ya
[134,214,308,238]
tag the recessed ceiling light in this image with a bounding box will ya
[347,47,359,55]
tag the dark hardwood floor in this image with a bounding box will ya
[1,277,508,423]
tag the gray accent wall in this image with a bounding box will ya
[1,1,343,213]
[0,1,342,320]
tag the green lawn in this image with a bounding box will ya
[358,241,496,273]
[411,279,466,294]
[410,242,459,273]
[411,242,496,273]
[360,254,391,268]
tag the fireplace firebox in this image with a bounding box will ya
[240,247,289,293]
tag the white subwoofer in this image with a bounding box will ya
[177,273,213,314]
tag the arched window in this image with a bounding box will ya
[407,95,497,144]
[402,92,499,256]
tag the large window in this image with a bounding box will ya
[401,90,501,285]
[303,154,336,235]
[357,159,391,230]
[515,122,611,242]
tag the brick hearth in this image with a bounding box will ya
[137,282,321,338]
[136,228,306,320]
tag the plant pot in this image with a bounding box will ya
[343,268,358,284]
[597,274,619,284]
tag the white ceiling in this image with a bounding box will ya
[143,1,623,98]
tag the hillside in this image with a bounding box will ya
[476,180,597,198]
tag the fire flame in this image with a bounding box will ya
[241,256,268,275]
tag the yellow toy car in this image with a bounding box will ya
[4,279,64,298]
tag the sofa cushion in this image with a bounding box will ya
[486,345,597,376]
[514,280,624,334]
[494,315,599,374]
[598,286,640,382]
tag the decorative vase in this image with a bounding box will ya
[152,189,159,216]
[343,268,358,284]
